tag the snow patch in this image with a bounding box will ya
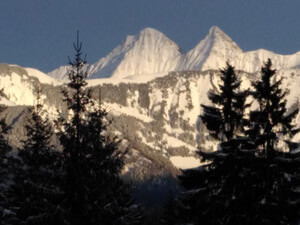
[25,68,61,85]
[105,103,152,123]
[163,134,196,151]
[170,156,201,169]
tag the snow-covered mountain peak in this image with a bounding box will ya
[49,26,300,82]
[139,27,162,36]
[51,27,244,81]
[137,27,177,46]
[209,25,222,33]
[208,26,228,38]
[133,27,181,54]
[87,27,182,80]
[204,26,242,52]
[180,26,244,71]
[206,26,224,40]
[47,65,70,81]
[179,26,241,71]
[122,35,137,47]
[120,28,171,50]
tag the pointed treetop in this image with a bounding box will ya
[73,30,82,54]
[68,30,86,64]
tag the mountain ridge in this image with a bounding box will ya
[48,26,300,82]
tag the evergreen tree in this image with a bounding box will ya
[56,33,142,225]
[248,58,299,156]
[165,60,300,225]
[245,59,300,224]
[201,62,248,145]
[162,63,253,225]
[5,88,64,225]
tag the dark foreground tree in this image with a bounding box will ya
[56,33,142,225]
[162,63,252,224]
[248,58,299,155]
[5,88,64,225]
[245,59,300,224]
[200,62,248,143]
[163,61,300,224]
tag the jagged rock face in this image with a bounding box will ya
[49,26,300,81]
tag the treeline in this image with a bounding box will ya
[0,35,299,225]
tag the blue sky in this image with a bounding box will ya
[1,0,300,72]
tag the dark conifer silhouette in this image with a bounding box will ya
[248,58,299,155]
[162,63,253,224]
[5,88,64,225]
[164,61,300,224]
[245,59,300,224]
[201,62,248,144]
[56,32,142,225]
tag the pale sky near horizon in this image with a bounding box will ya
[1,0,300,72]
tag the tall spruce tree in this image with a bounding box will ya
[56,33,142,225]
[245,59,300,224]
[201,62,248,145]
[5,88,64,225]
[162,63,254,225]
[248,58,299,156]
[164,60,300,225]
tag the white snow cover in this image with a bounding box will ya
[163,134,196,151]
[2,62,300,171]
[88,28,182,79]
[0,72,36,105]
[170,156,201,169]
[25,67,61,85]
[105,103,152,123]
[47,65,70,81]
[49,26,300,83]
[179,26,242,71]
[86,72,168,86]
[0,64,60,106]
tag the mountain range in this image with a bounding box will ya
[0,27,300,205]
[49,26,300,81]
